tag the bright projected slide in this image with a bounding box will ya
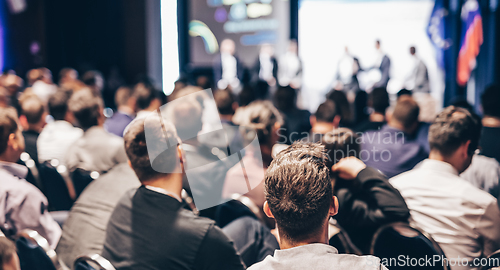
[299,0,444,111]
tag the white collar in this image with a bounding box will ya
[145,185,182,202]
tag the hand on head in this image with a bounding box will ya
[331,157,366,180]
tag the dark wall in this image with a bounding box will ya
[3,0,147,84]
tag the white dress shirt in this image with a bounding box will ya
[37,120,83,164]
[390,159,500,270]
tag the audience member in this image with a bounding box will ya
[308,100,340,142]
[30,68,57,104]
[65,89,127,174]
[0,236,20,270]
[0,107,61,248]
[362,96,428,178]
[133,82,162,119]
[81,70,105,97]
[274,86,311,144]
[321,128,410,253]
[248,142,387,270]
[390,106,500,269]
[104,86,136,137]
[479,84,500,163]
[461,154,500,201]
[101,116,244,270]
[56,163,140,268]
[58,68,84,91]
[18,95,47,165]
[326,90,354,127]
[222,100,284,208]
[38,90,83,164]
[355,87,389,133]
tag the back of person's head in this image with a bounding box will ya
[82,70,103,88]
[410,46,416,55]
[115,86,133,108]
[19,96,45,125]
[370,87,390,114]
[214,89,236,116]
[68,89,103,130]
[327,90,353,123]
[133,83,157,110]
[314,100,337,123]
[274,86,297,112]
[397,88,412,98]
[391,96,420,131]
[450,97,475,114]
[171,95,204,139]
[321,128,359,169]
[0,107,19,156]
[234,100,283,146]
[238,85,256,106]
[429,106,481,157]
[265,142,332,241]
[48,90,72,121]
[481,84,500,118]
[0,236,19,270]
[26,69,43,86]
[124,116,181,182]
[59,68,77,82]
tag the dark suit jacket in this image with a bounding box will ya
[213,54,244,85]
[252,56,278,83]
[56,163,141,268]
[374,55,391,88]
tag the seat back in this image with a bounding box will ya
[15,229,62,270]
[74,254,116,270]
[479,249,500,270]
[72,169,99,198]
[39,160,74,211]
[370,222,450,270]
[328,219,361,255]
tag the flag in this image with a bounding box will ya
[427,0,449,69]
[457,0,483,86]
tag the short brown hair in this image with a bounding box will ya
[265,142,332,241]
[0,108,19,155]
[20,96,45,124]
[0,237,17,269]
[68,89,102,130]
[392,96,420,130]
[234,100,283,146]
[124,114,181,182]
[115,86,133,108]
[429,106,481,156]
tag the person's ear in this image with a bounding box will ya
[463,140,472,158]
[310,115,316,127]
[329,196,339,217]
[333,115,341,128]
[19,115,29,130]
[263,201,275,219]
[8,133,17,151]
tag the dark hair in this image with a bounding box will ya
[234,100,283,146]
[133,83,157,110]
[315,100,337,123]
[238,85,256,107]
[321,128,359,170]
[20,96,45,124]
[481,84,500,118]
[265,142,332,241]
[429,106,481,156]
[397,89,412,98]
[0,237,17,269]
[124,116,181,182]
[214,89,236,115]
[392,97,420,130]
[82,70,103,87]
[48,90,72,121]
[274,86,297,112]
[0,108,18,155]
[327,90,353,123]
[68,89,102,130]
[370,87,390,114]
[410,46,416,55]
